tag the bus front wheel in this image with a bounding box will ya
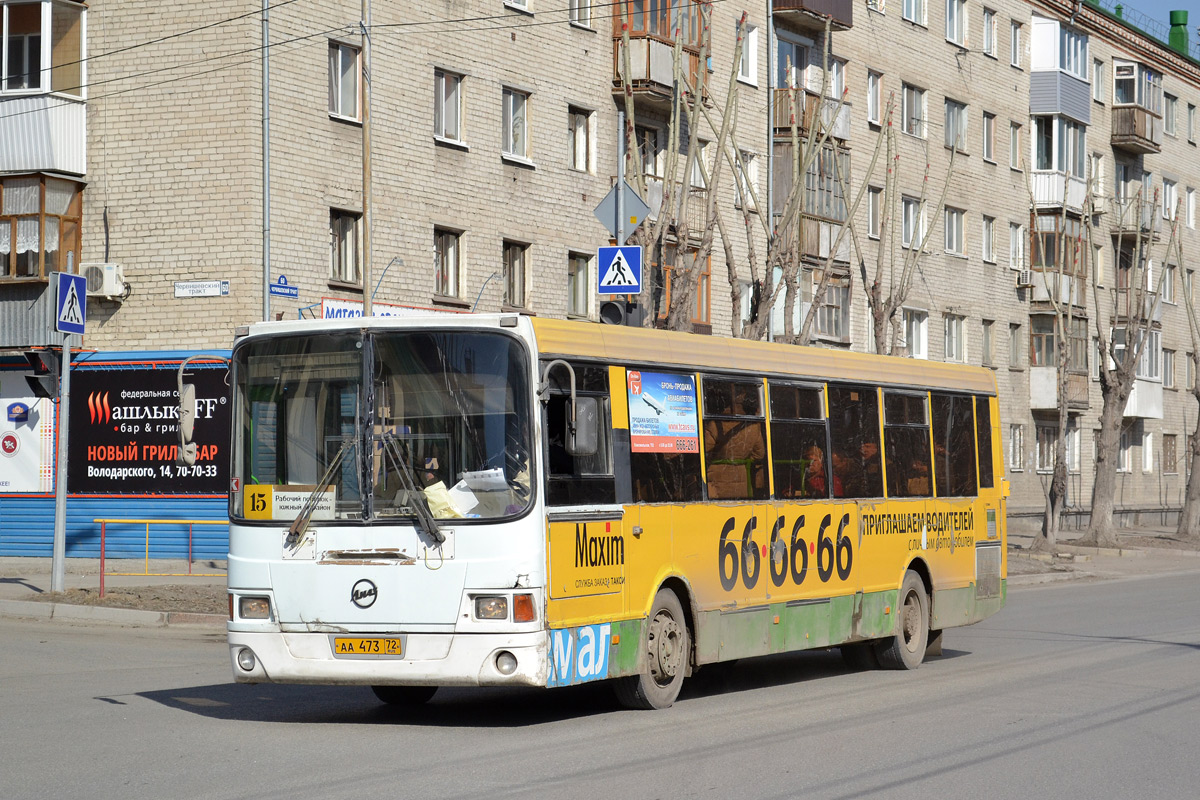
[615,588,689,710]
[371,685,438,705]
[875,570,929,670]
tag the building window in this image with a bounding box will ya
[981,319,994,366]
[944,314,966,362]
[813,273,850,340]
[0,174,83,280]
[434,70,462,142]
[2,0,83,96]
[944,98,967,150]
[1142,430,1153,472]
[738,23,758,86]
[1010,21,1022,68]
[982,8,996,56]
[1009,322,1022,367]
[1059,26,1088,80]
[902,196,923,247]
[1036,423,1058,472]
[328,41,360,120]
[902,83,925,137]
[827,58,845,98]
[867,186,882,238]
[1009,423,1024,470]
[568,106,590,172]
[1163,178,1178,220]
[1164,94,1177,136]
[434,228,460,298]
[1163,434,1178,474]
[1163,264,1176,303]
[982,111,995,161]
[1009,222,1025,269]
[734,150,758,211]
[867,70,882,125]
[804,145,848,221]
[568,0,590,26]
[1189,104,1196,143]
[1092,59,1104,102]
[1164,349,1176,388]
[776,37,807,90]
[637,125,662,178]
[1189,352,1195,391]
[1189,188,1197,229]
[944,207,965,255]
[903,0,925,26]
[330,210,361,284]
[903,308,928,358]
[982,215,995,262]
[1009,122,1021,169]
[502,87,529,160]
[567,252,589,317]
[657,246,712,327]
[945,0,966,46]
[503,240,527,308]
[1029,315,1056,367]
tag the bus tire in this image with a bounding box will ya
[371,685,437,706]
[875,570,929,670]
[615,588,689,710]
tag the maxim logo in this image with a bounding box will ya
[88,392,112,424]
[574,524,625,568]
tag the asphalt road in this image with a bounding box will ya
[2,575,1198,800]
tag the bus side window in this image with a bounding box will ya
[931,393,978,497]
[545,364,616,506]
[768,382,830,499]
[702,377,769,501]
[976,396,995,489]
[827,384,883,499]
[883,392,933,498]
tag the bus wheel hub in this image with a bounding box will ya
[648,611,683,683]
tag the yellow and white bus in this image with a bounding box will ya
[222,313,1006,709]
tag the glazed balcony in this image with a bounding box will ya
[1031,171,1088,215]
[771,88,851,141]
[772,0,853,32]
[1029,368,1090,410]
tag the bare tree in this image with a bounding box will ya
[1080,186,1179,547]
[1171,229,1200,542]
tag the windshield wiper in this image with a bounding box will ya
[287,437,354,544]
[380,432,446,544]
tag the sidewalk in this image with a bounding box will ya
[2,524,1198,629]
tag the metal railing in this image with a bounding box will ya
[95,518,226,597]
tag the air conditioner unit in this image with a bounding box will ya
[82,263,128,300]
[1016,269,1035,288]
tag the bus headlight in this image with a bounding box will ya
[474,596,508,620]
[238,596,271,620]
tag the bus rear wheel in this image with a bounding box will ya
[875,570,929,670]
[615,588,689,710]
[371,685,437,705]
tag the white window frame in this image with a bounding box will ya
[982,111,995,161]
[867,186,883,238]
[1009,222,1025,269]
[502,87,531,162]
[1009,322,1022,367]
[1036,423,1057,472]
[434,227,461,298]
[1188,187,1196,229]
[981,319,995,365]
[944,313,966,363]
[1093,59,1104,102]
[982,8,996,57]
[944,98,967,150]
[328,41,361,121]
[828,58,845,98]
[867,70,882,125]
[946,0,967,46]
[814,276,851,340]
[944,207,965,255]
[982,215,995,262]
[434,69,463,144]
[903,0,926,26]
[902,83,925,138]
[567,252,590,318]
[1009,121,1021,169]
[1164,348,1176,388]
[1142,430,1153,473]
[738,23,759,86]
[1010,21,1022,68]
[568,106,591,172]
[734,150,759,211]
[330,209,361,284]
[1164,94,1177,136]
[1008,423,1025,471]
[1163,178,1178,220]
[568,0,590,27]
[902,308,929,358]
[1059,26,1088,80]
[902,196,924,247]
[1189,103,1196,143]
[1163,264,1176,303]
[1117,427,1132,473]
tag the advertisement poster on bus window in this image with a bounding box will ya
[626,371,699,453]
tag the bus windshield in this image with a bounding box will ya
[231,329,533,523]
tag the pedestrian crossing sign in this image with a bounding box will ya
[55,272,87,335]
[597,246,642,295]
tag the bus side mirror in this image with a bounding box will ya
[566,396,599,457]
[178,381,198,466]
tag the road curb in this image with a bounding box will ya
[0,598,226,629]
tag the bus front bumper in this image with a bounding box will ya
[228,630,550,687]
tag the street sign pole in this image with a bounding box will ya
[51,334,69,592]
[617,110,626,247]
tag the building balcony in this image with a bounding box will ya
[612,35,702,111]
[1125,377,1163,419]
[1029,271,1085,307]
[772,88,851,142]
[772,0,853,32]
[1110,198,1160,238]
[1031,171,1088,215]
[0,94,86,176]
[1110,288,1163,323]
[643,177,709,241]
[772,212,850,263]
[1111,105,1162,154]
[1029,367,1090,410]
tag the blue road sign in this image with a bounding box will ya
[55,272,86,335]
[270,275,299,298]
[597,246,643,295]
